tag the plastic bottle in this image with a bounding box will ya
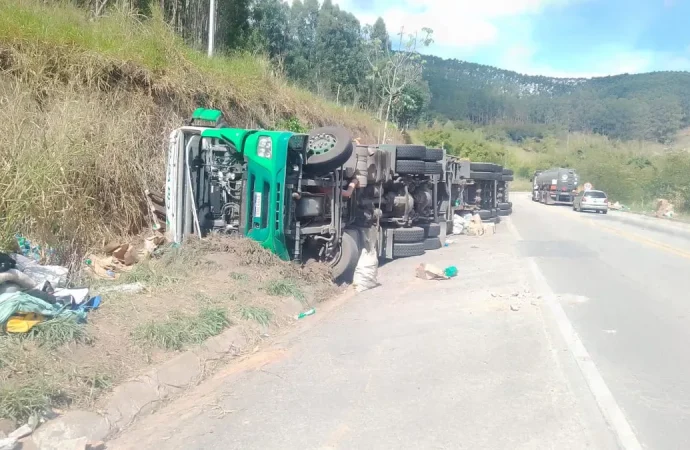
[296,308,316,319]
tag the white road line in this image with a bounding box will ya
[505,216,643,450]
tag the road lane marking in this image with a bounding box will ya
[528,199,690,260]
[506,217,643,450]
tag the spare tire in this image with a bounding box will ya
[424,148,444,162]
[470,171,500,181]
[396,145,426,160]
[393,242,425,258]
[423,237,442,250]
[470,162,495,172]
[422,222,441,238]
[393,227,425,243]
[330,231,360,282]
[305,127,354,174]
[396,160,426,175]
[424,162,443,175]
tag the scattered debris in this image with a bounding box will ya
[415,263,453,280]
[0,437,17,450]
[352,248,379,292]
[655,198,675,218]
[7,425,31,441]
[97,282,145,295]
[510,304,520,312]
[296,308,316,320]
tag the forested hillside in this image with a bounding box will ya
[423,56,690,143]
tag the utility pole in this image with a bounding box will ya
[207,0,215,57]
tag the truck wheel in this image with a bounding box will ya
[422,223,441,238]
[502,168,514,175]
[393,226,425,243]
[471,162,499,172]
[304,127,354,174]
[423,237,442,250]
[470,171,500,181]
[491,208,498,217]
[498,208,512,216]
[424,162,443,175]
[498,202,511,211]
[502,175,514,182]
[396,145,427,160]
[478,209,491,220]
[393,242,425,258]
[396,160,426,175]
[330,231,360,282]
[424,148,444,162]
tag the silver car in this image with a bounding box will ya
[573,190,608,214]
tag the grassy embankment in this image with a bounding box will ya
[413,124,690,211]
[0,0,397,259]
[0,0,382,425]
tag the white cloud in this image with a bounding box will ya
[336,0,580,49]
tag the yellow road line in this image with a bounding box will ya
[528,199,690,260]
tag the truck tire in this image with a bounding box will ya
[393,242,425,258]
[424,148,444,162]
[396,160,426,175]
[470,162,498,172]
[498,208,512,216]
[502,168,514,175]
[396,145,426,160]
[423,237,442,250]
[393,226,425,243]
[422,222,441,238]
[330,231,359,282]
[502,175,514,182]
[424,162,443,175]
[478,209,491,220]
[470,171,499,181]
[498,202,511,211]
[305,127,354,174]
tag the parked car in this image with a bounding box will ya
[573,190,608,214]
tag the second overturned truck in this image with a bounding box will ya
[165,108,508,280]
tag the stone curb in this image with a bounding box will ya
[32,327,249,448]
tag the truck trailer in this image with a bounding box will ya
[164,108,478,281]
[532,167,579,205]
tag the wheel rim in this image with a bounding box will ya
[308,132,337,156]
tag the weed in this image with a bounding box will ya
[229,272,249,281]
[133,307,230,351]
[28,318,90,348]
[238,305,273,326]
[264,278,306,303]
[0,382,66,423]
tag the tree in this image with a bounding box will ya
[372,26,433,142]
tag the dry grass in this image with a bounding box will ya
[0,236,338,422]
[0,0,396,257]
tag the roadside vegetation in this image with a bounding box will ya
[0,0,397,257]
[0,236,338,423]
[413,123,690,212]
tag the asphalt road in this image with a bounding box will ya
[511,194,690,450]
[109,218,616,450]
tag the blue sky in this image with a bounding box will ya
[335,0,690,78]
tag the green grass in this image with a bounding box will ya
[238,305,273,326]
[510,177,533,192]
[0,382,65,423]
[133,307,230,351]
[264,278,306,304]
[28,317,90,349]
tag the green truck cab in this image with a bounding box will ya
[166,108,472,280]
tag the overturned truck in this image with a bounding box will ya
[165,109,494,280]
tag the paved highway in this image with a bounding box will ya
[511,193,690,450]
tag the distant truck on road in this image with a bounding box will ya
[532,167,579,205]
